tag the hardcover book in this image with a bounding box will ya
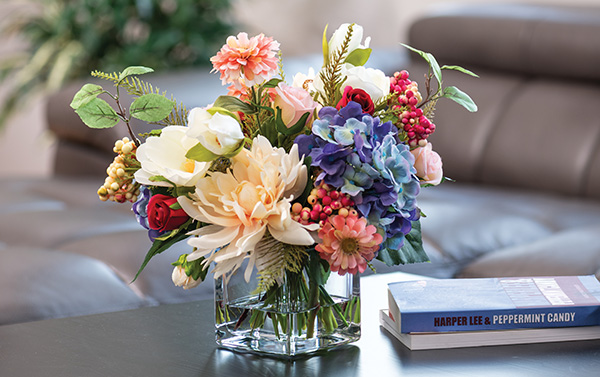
[379,309,600,350]
[388,275,600,333]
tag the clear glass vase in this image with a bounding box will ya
[215,267,361,357]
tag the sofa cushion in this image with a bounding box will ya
[409,3,600,81]
[407,4,600,200]
[0,246,148,325]
[57,229,214,305]
[458,224,600,280]
[413,183,600,278]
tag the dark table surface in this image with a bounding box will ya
[1,272,600,377]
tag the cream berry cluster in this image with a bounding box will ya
[291,183,357,227]
[97,137,141,203]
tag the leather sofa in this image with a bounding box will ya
[2,3,600,326]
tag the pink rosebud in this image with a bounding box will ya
[410,143,443,186]
[273,82,318,128]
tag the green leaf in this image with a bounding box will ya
[206,106,238,119]
[262,78,283,89]
[70,83,104,109]
[376,220,429,266]
[75,97,120,129]
[132,227,190,283]
[213,95,255,114]
[441,65,479,78]
[172,254,209,282]
[149,175,174,185]
[259,117,279,146]
[119,66,154,81]
[185,142,219,162]
[399,220,430,263]
[427,52,443,88]
[169,202,182,210]
[130,93,175,122]
[274,108,310,136]
[401,43,442,88]
[442,86,478,112]
[344,48,372,66]
[307,248,330,286]
[220,140,246,159]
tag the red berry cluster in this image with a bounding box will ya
[390,71,436,147]
[291,183,357,227]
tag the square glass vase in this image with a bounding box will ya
[215,269,360,357]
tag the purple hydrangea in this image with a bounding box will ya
[294,101,421,251]
[132,186,167,242]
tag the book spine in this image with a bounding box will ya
[394,304,600,333]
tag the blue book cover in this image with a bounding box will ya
[387,275,600,333]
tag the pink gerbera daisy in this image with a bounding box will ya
[316,215,383,275]
[210,32,280,89]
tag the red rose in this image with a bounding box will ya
[147,194,190,231]
[336,86,375,115]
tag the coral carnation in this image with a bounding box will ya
[211,32,280,89]
[316,215,383,275]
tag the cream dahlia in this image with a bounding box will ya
[316,214,383,275]
[178,135,317,281]
[210,32,280,89]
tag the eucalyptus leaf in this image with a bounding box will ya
[75,97,119,129]
[345,48,372,66]
[213,95,256,114]
[185,141,219,162]
[130,93,175,122]
[443,86,478,112]
[441,65,479,78]
[119,66,154,81]
[70,83,104,109]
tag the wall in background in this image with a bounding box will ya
[0,0,598,177]
[233,0,600,56]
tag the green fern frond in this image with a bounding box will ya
[162,100,189,126]
[121,76,164,97]
[90,70,120,82]
[277,50,285,81]
[254,233,309,293]
[319,23,355,107]
[422,98,437,121]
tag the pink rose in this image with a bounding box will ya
[273,82,317,127]
[410,143,443,186]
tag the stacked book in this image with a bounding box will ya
[380,275,600,350]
